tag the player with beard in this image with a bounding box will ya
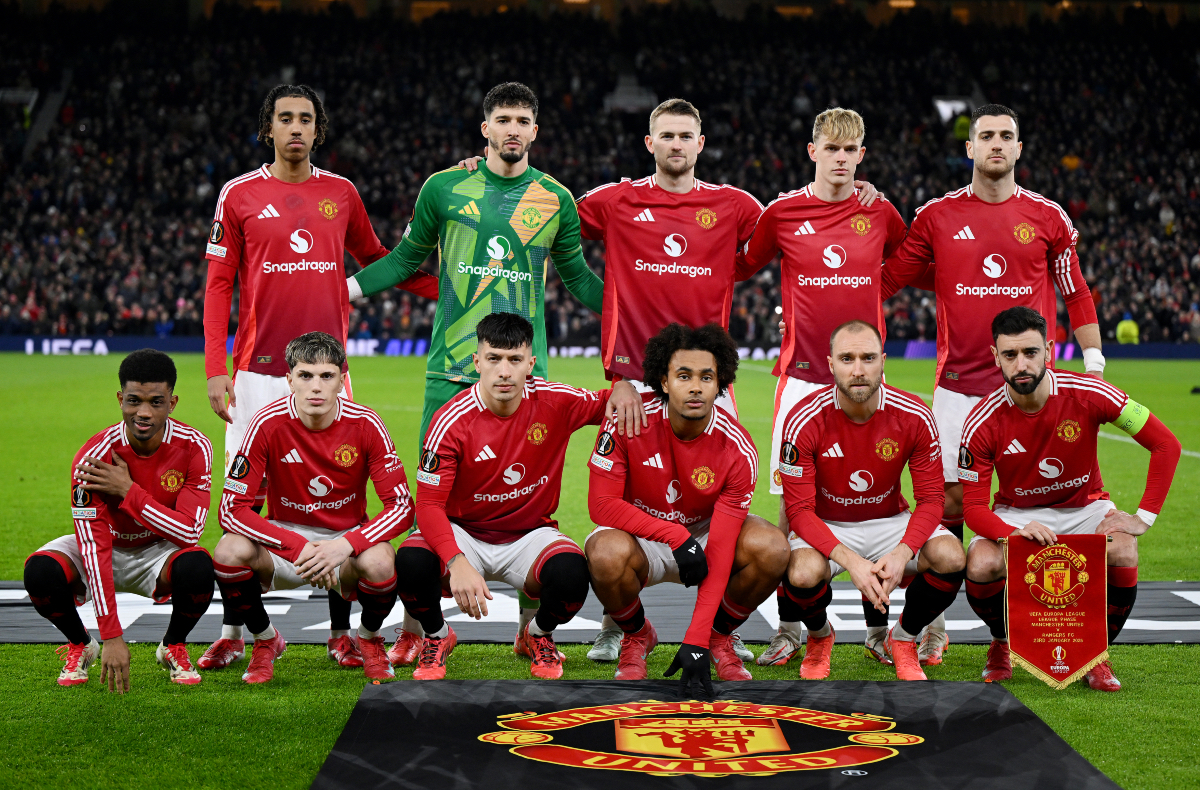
[777,321,962,680]
[880,104,1103,666]
[202,84,436,672]
[957,307,1180,690]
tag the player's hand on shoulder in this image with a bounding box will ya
[101,636,131,694]
[609,380,648,437]
[854,180,881,207]
[1013,521,1057,545]
[665,644,714,698]
[672,537,709,587]
[1097,509,1150,537]
[448,554,492,619]
[457,155,485,172]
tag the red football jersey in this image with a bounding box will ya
[739,185,908,384]
[576,176,763,380]
[883,185,1097,396]
[203,164,389,378]
[69,419,213,640]
[778,384,943,557]
[415,377,611,563]
[218,395,413,561]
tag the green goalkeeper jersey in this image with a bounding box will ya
[351,162,603,383]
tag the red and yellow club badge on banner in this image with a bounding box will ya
[480,700,922,776]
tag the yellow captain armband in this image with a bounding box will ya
[1112,398,1151,437]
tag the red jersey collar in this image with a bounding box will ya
[649,174,702,193]
[832,383,887,413]
[258,163,319,181]
[286,394,344,423]
[1002,368,1059,407]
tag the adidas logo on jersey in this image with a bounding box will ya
[1003,439,1027,455]
[821,443,844,458]
[642,453,663,468]
[795,220,816,236]
[281,448,302,463]
[474,445,496,462]
[458,201,481,217]
[257,204,280,219]
[633,209,656,222]
[953,226,975,240]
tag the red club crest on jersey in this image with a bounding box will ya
[160,469,184,493]
[334,444,359,467]
[1056,419,1082,443]
[318,198,338,220]
[691,466,716,490]
[875,438,900,461]
[694,208,718,230]
[527,423,548,445]
[850,213,871,236]
[1013,222,1036,244]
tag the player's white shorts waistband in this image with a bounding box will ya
[585,519,712,588]
[933,386,980,483]
[265,520,366,597]
[403,523,581,593]
[36,535,182,605]
[787,512,953,578]
[770,377,826,495]
[967,499,1118,549]
[615,378,737,420]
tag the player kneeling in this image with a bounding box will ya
[777,321,964,681]
[396,314,632,680]
[25,350,214,690]
[958,307,1181,691]
[586,324,789,694]
[209,332,414,683]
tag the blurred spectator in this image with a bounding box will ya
[1117,312,1140,344]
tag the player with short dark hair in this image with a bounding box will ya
[957,306,1181,690]
[25,350,214,690]
[777,321,963,681]
[397,313,631,679]
[202,84,436,671]
[213,332,414,684]
[585,323,790,695]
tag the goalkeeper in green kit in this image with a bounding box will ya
[347,82,645,662]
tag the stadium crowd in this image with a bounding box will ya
[1,3,1197,346]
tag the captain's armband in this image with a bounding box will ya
[1112,398,1150,437]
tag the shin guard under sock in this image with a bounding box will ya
[214,562,270,635]
[1107,566,1138,644]
[900,569,964,636]
[966,578,1007,640]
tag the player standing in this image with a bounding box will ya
[585,324,790,694]
[202,84,435,671]
[777,321,964,681]
[957,307,1180,690]
[24,350,214,690]
[881,104,1104,664]
[213,333,414,684]
[396,314,630,679]
[735,108,909,665]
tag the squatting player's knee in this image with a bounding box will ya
[585,530,638,585]
[394,545,442,584]
[214,533,258,566]
[1106,531,1138,566]
[924,535,966,575]
[739,518,790,578]
[23,554,72,595]
[537,552,590,600]
[354,542,396,581]
[965,540,1005,582]
[786,548,829,589]
[168,550,214,588]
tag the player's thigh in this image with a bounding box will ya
[769,378,822,495]
[734,514,789,576]
[584,526,651,585]
[112,541,179,600]
[966,535,1006,580]
[914,531,966,575]
[932,387,979,485]
[31,537,87,601]
[507,528,584,594]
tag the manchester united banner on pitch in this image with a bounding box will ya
[1006,534,1109,689]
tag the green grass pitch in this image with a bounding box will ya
[2,353,1198,788]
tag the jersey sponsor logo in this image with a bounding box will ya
[635,259,713,277]
[1014,472,1090,497]
[206,242,227,258]
[282,448,303,463]
[417,470,441,486]
[263,258,338,275]
[527,423,548,445]
[954,282,1033,298]
[633,499,704,524]
[957,468,979,482]
[982,253,1007,279]
[521,207,543,229]
[590,452,614,471]
[643,453,664,469]
[779,463,803,478]
[1056,419,1082,443]
[257,204,281,219]
[474,445,497,462]
[209,222,224,243]
[695,208,718,229]
[223,478,249,494]
[953,226,975,240]
[420,449,441,472]
[691,466,716,490]
[109,526,154,541]
[228,454,250,479]
[663,234,687,257]
[503,463,526,485]
[1013,222,1036,244]
[795,220,815,236]
[780,442,800,465]
[1037,458,1064,479]
[666,479,682,503]
[289,229,314,254]
[307,475,334,497]
[474,474,550,503]
[848,469,874,492]
[384,452,404,473]
[72,483,91,507]
[281,492,357,514]
[633,209,655,222]
[875,438,900,461]
[486,235,514,261]
[1003,439,1027,455]
[822,244,847,269]
[160,469,184,493]
[71,507,97,519]
[797,272,872,289]
[334,444,359,467]
[821,483,895,506]
[958,446,974,468]
[850,214,871,236]
[458,260,531,283]
[318,198,338,220]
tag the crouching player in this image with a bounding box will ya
[211,332,414,683]
[25,350,214,690]
[778,321,964,681]
[585,324,790,694]
[397,314,632,679]
[958,307,1181,690]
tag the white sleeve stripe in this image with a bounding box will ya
[213,170,263,222]
[782,390,834,444]
[912,185,971,218]
[960,392,1008,448]
[426,394,481,452]
[713,412,759,481]
[341,403,397,453]
[885,395,942,446]
[74,520,108,618]
[1056,380,1126,409]
[142,505,197,543]
[217,493,282,546]
[239,400,292,456]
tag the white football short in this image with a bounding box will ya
[932,386,981,483]
[614,378,737,420]
[265,520,371,598]
[404,523,581,591]
[586,519,712,587]
[769,376,826,495]
[37,534,180,605]
[224,370,353,473]
[787,512,954,578]
[967,499,1117,549]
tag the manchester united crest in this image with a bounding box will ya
[521,207,543,229]
[1013,222,1036,244]
[1056,419,1082,443]
[334,444,359,467]
[691,466,716,490]
[1023,543,1090,608]
[527,423,548,445]
[160,469,184,493]
[318,198,339,220]
[875,437,901,461]
[695,208,718,230]
[850,213,871,236]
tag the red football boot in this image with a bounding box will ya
[355,634,395,680]
[55,639,100,686]
[614,621,658,681]
[242,630,287,684]
[710,631,753,680]
[412,628,458,680]
[982,639,1013,682]
[387,629,423,667]
[1084,661,1121,692]
[518,624,565,680]
[197,638,245,670]
[799,626,836,680]
[328,634,364,668]
[886,629,928,681]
